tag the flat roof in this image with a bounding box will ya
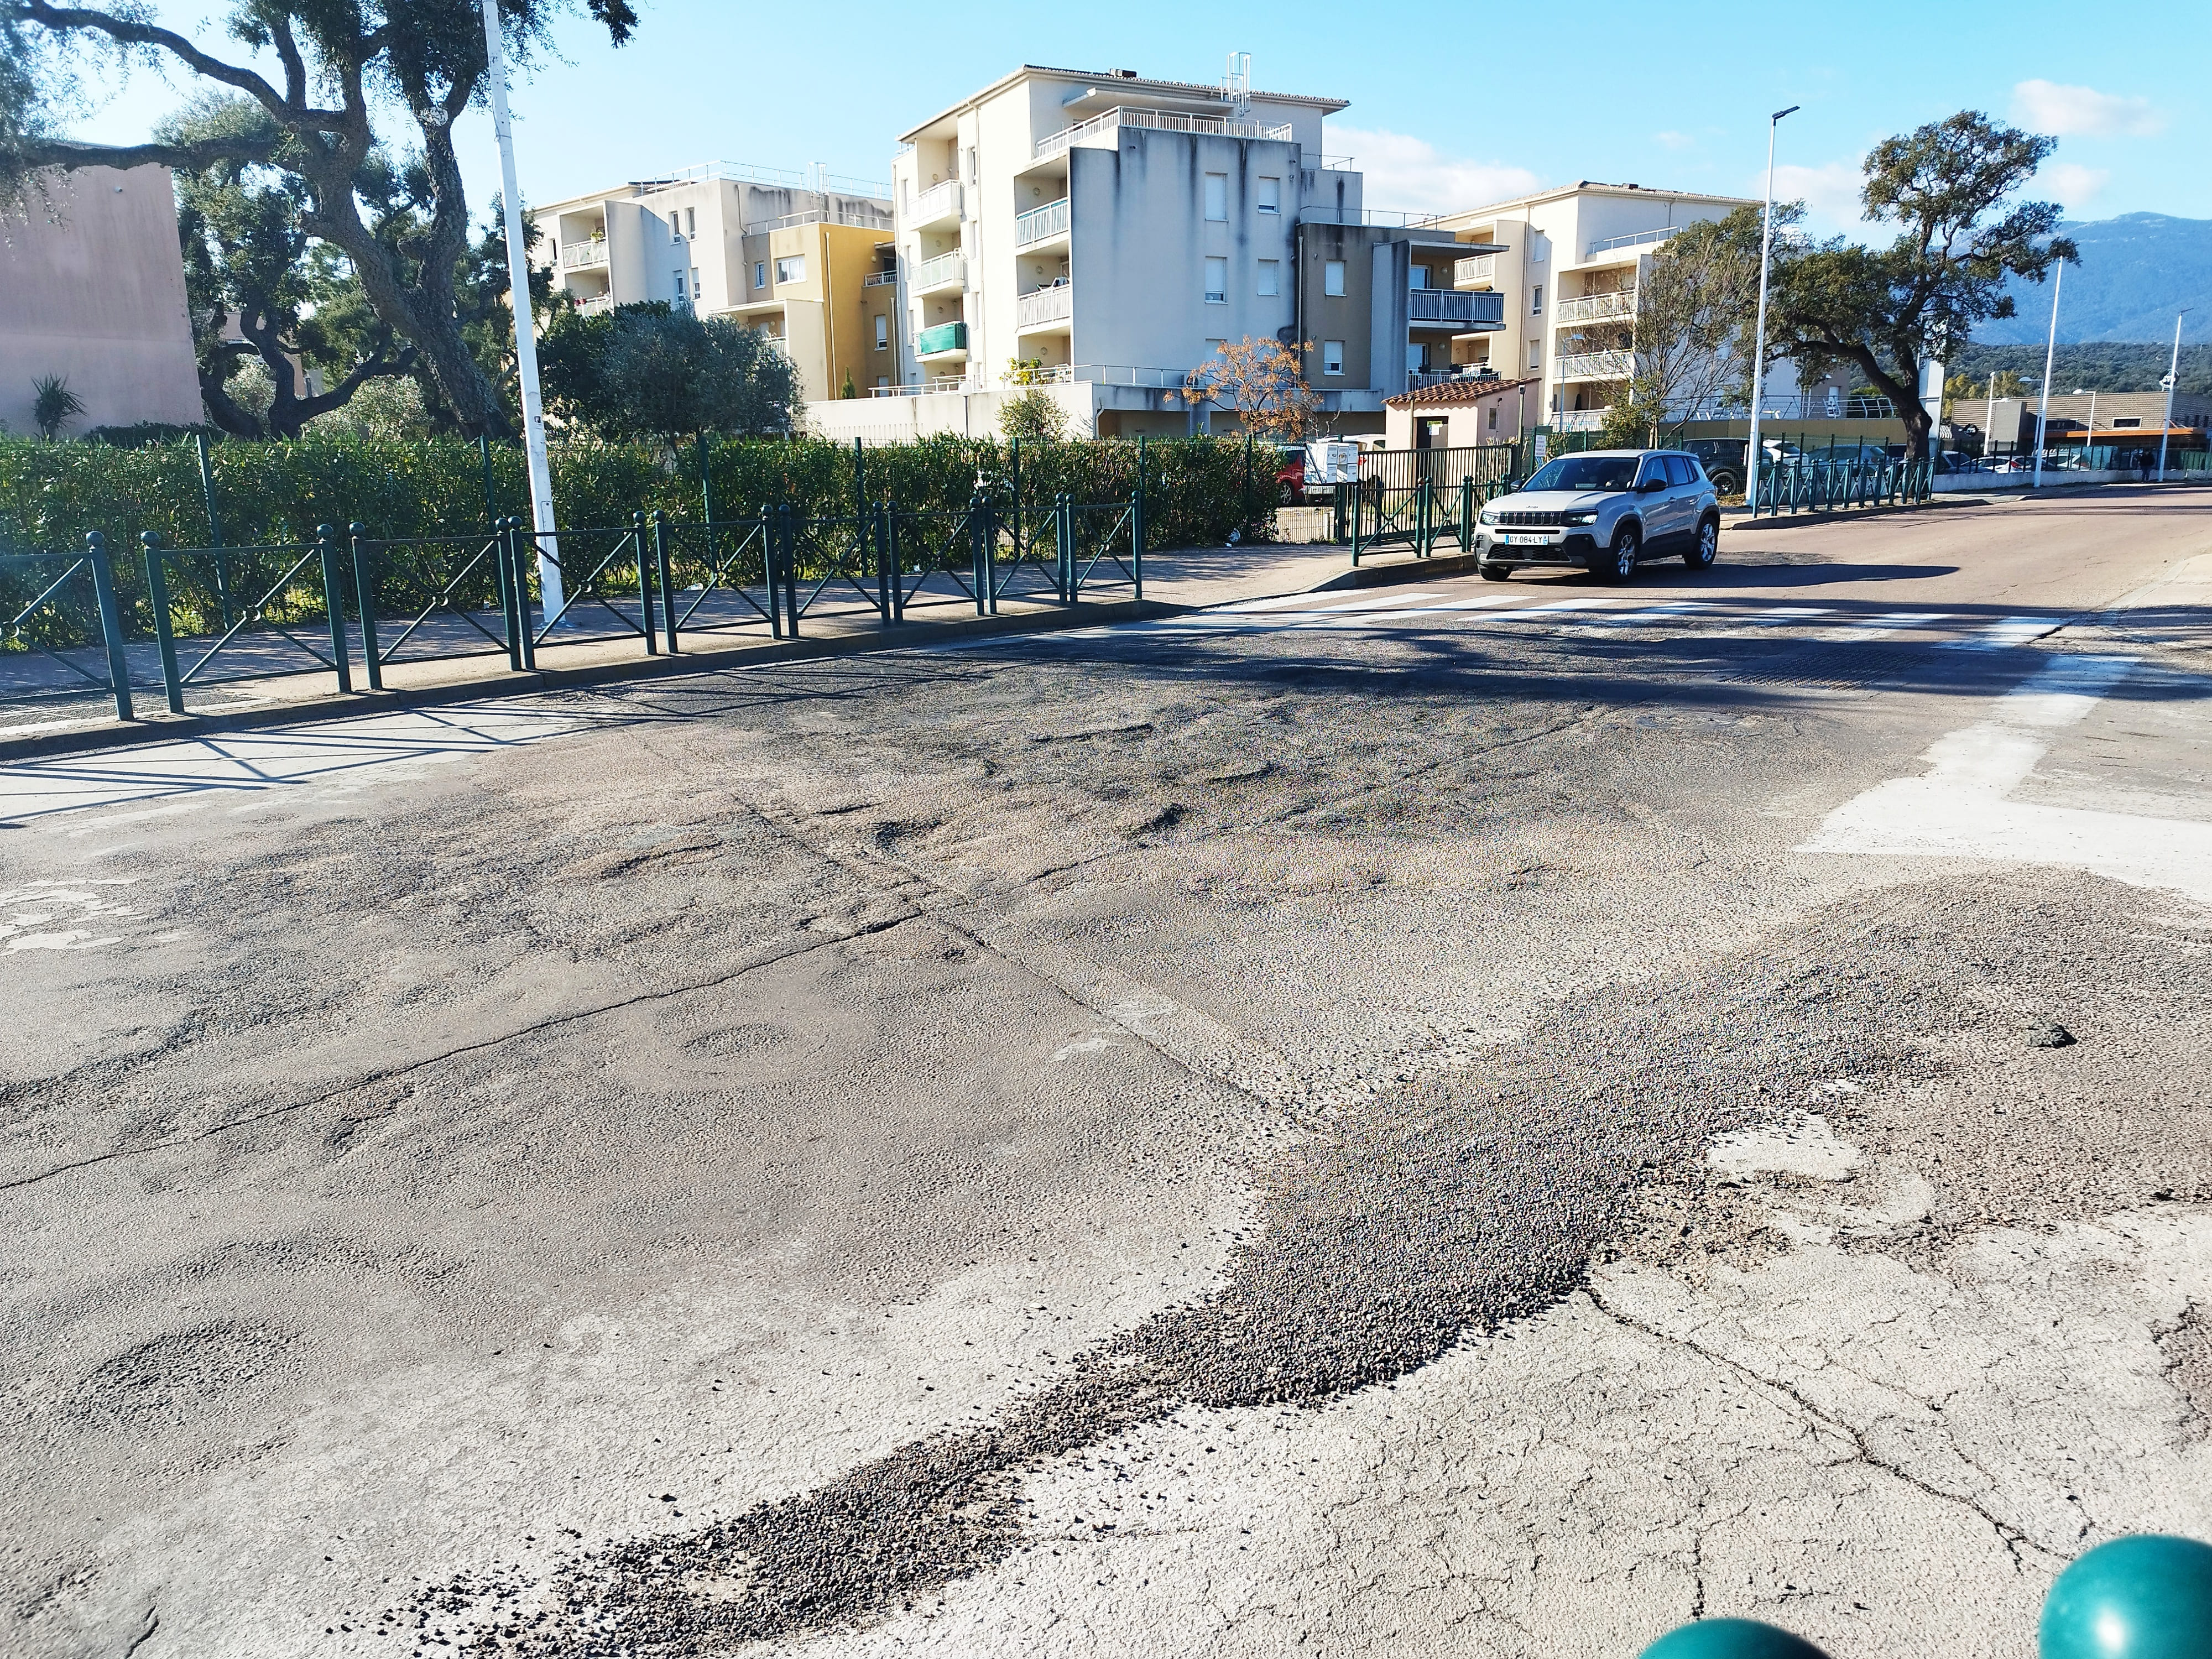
[1437,180,1761,221]
[899,63,1348,143]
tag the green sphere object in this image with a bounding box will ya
[1639,1618,1833,1659]
[2041,1534,2212,1659]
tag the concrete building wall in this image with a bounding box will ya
[0,165,201,437]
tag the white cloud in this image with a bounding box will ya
[1768,160,1866,230]
[2010,80,2162,138]
[2041,161,2109,211]
[1653,131,1695,152]
[1327,126,1541,218]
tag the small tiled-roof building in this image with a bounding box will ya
[1382,374,1541,451]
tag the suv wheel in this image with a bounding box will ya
[1593,524,1639,582]
[1685,517,1719,570]
[1479,561,1511,581]
[1709,466,1744,497]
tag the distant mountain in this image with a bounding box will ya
[1974,213,2212,346]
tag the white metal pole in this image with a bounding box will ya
[1744,105,1797,512]
[2157,309,2188,482]
[480,0,564,620]
[2033,259,2061,489]
[1985,374,1997,464]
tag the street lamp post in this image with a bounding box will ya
[2157,309,2192,483]
[1744,104,1800,513]
[2032,258,2062,489]
[479,0,564,621]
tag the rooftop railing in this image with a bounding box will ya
[744,203,894,234]
[1584,227,1674,259]
[1034,106,1293,161]
[645,159,890,199]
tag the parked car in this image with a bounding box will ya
[1473,449,1721,582]
[1679,438,1747,497]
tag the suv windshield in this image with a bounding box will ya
[1525,455,1639,493]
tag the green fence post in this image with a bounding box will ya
[510,520,539,670]
[780,504,802,637]
[139,532,183,715]
[315,524,354,694]
[1056,492,1073,602]
[1459,475,1475,552]
[1352,474,1365,565]
[195,430,233,633]
[882,503,902,624]
[351,522,382,692]
[1416,475,1433,558]
[654,509,679,650]
[630,512,658,655]
[87,533,135,722]
[1133,437,1147,600]
[494,517,522,672]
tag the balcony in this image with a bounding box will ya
[862,269,898,288]
[915,320,968,358]
[1454,254,1495,286]
[1014,196,1070,249]
[909,179,962,231]
[574,293,614,316]
[1554,409,1609,432]
[1556,289,1638,324]
[913,251,966,295]
[1033,106,1293,162]
[1408,288,1504,331]
[1556,349,1635,380]
[1016,282,1073,332]
[1584,228,1674,261]
[560,240,608,271]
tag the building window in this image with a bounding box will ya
[1529,340,1542,370]
[875,314,889,349]
[1203,173,1227,221]
[1531,285,1543,315]
[1489,404,1499,430]
[686,207,697,237]
[2113,416,2142,427]
[1257,176,1280,213]
[1323,259,1345,297]
[1322,340,1345,376]
[691,265,700,298]
[1410,264,1428,290]
[775,254,806,285]
[1204,256,1227,304]
[754,261,766,291]
[876,375,890,390]
[1256,259,1280,298]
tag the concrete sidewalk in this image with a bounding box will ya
[0,539,1366,763]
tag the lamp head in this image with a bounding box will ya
[1773,105,1801,122]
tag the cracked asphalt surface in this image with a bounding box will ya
[3,488,2210,1658]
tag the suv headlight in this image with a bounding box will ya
[1477,506,1499,525]
[1562,510,1599,526]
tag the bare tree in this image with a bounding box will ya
[1598,206,1773,448]
[1180,337,1322,441]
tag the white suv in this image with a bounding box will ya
[1474,450,1721,582]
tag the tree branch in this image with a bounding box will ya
[17,2,288,108]
[19,131,279,174]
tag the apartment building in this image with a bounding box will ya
[1427,182,1764,432]
[535,163,900,403]
[810,61,1505,442]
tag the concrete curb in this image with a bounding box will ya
[0,596,1176,765]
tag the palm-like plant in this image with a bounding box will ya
[31,375,86,441]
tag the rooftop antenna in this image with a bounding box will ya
[1224,51,1251,118]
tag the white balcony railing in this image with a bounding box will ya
[1555,288,1637,324]
[1555,349,1635,380]
[1014,196,1070,248]
[1016,282,1073,330]
[1454,254,1495,286]
[1034,106,1293,161]
[573,293,614,316]
[560,241,608,270]
[1554,409,1609,432]
[909,179,962,225]
[862,270,898,287]
[912,251,966,292]
[1584,227,1674,260]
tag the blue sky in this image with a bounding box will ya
[69,0,2206,234]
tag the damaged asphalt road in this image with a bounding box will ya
[5,493,2211,1658]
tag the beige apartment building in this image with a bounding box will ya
[1429,181,1764,431]
[0,165,201,438]
[535,163,901,403]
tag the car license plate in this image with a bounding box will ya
[1500,533,1549,546]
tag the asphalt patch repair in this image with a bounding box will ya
[398,872,2211,1656]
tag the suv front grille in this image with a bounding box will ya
[1497,510,1567,528]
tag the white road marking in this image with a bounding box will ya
[1800,654,2212,902]
[1574,601,1720,628]
[1941,615,2069,651]
[1308,590,1446,613]
[1815,611,1950,643]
